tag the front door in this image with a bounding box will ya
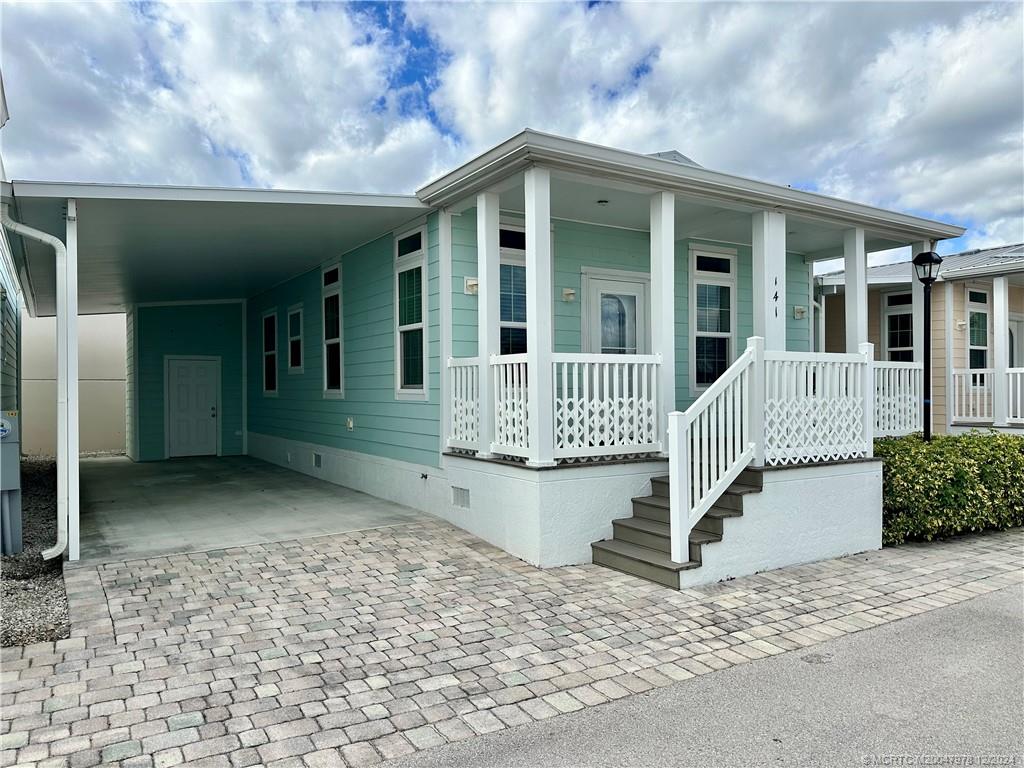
[585,276,650,354]
[167,358,219,457]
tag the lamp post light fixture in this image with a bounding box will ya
[912,250,943,440]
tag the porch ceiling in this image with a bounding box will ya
[496,174,914,259]
[6,181,427,316]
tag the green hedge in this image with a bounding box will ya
[874,431,1024,545]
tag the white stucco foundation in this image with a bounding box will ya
[247,432,449,517]
[442,455,667,567]
[679,459,883,588]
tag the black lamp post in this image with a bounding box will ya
[912,250,943,440]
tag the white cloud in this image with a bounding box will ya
[1,1,1021,249]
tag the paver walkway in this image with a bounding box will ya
[2,523,1021,768]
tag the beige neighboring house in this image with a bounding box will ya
[22,310,126,455]
[818,243,1024,435]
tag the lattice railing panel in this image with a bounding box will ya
[447,357,480,450]
[874,362,923,437]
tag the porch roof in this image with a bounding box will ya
[3,180,427,316]
[417,129,965,249]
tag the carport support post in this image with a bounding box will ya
[476,191,500,457]
[66,200,80,561]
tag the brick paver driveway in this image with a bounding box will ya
[3,523,1021,767]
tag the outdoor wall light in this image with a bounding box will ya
[912,250,943,441]
[562,287,577,302]
[464,276,479,295]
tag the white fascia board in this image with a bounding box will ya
[938,260,1024,281]
[416,129,965,242]
[817,273,913,287]
[11,180,428,210]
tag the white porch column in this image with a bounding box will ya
[650,191,675,449]
[910,241,928,363]
[751,210,787,350]
[844,228,868,352]
[439,208,453,453]
[476,192,500,457]
[524,167,555,467]
[66,200,80,561]
[993,276,1009,426]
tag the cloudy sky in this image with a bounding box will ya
[2,1,1022,261]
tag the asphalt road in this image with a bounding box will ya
[390,583,1024,767]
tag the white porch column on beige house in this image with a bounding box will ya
[650,191,675,448]
[844,227,868,352]
[476,191,500,457]
[66,199,80,561]
[910,241,929,363]
[751,210,787,350]
[993,275,1010,426]
[524,167,555,467]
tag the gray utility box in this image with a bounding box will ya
[1,411,22,555]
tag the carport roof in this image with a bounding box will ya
[3,180,428,316]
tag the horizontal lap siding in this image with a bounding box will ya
[136,303,245,461]
[247,215,441,468]
[0,232,20,412]
[785,253,811,354]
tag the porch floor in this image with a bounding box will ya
[78,455,425,562]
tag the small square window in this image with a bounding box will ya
[696,255,731,274]
[323,267,339,287]
[499,228,526,250]
[887,293,912,307]
[968,290,987,304]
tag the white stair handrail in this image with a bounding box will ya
[667,336,761,562]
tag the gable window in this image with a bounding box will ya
[884,292,914,362]
[395,228,427,398]
[967,288,989,374]
[287,306,303,373]
[262,311,277,394]
[691,247,736,390]
[322,264,343,396]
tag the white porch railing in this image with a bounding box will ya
[762,348,873,465]
[1010,369,1024,424]
[492,354,530,457]
[951,369,993,423]
[552,354,662,459]
[447,357,480,451]
[666,341,756,562]
[874,361,923,437]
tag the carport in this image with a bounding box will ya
[2,180,428,561]
[78,455,424,561]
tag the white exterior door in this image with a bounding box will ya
[584,276,650,354]
[167,358,219,457]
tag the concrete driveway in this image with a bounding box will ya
[79,455,424,561]
[2,521,1020,768]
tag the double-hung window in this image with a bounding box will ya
[395,228,427,398]
[322,265,343,396]
[691,248,736,390]
[967,288,989,379]
[262,311,277,395]
[287,305,303,373]
[499,227,527,355]
[883,293,914,362]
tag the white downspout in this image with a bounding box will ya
[1,204,68,560]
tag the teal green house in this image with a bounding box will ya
[3,130,964,586]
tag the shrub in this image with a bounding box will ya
[874,431,1024,545]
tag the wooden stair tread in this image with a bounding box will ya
[591,539,699,571]
[613,516,725,545]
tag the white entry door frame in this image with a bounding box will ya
[164,355,222,458]
[580,267,651,354]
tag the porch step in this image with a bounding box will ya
[590,539,699,589]
[591,470,762,589]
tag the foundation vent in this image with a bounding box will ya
[452,486,470,509]
[313,452,323,470]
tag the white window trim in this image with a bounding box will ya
[499,230,527,354]
[966,284,990,374]
[881,290,913,362]
[322,263,344,399]
[689,245,738,393]
[262,309,278,396]
[395,226,429,401]
[287,304,304,374]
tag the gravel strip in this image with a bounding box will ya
[1,457,69,647]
